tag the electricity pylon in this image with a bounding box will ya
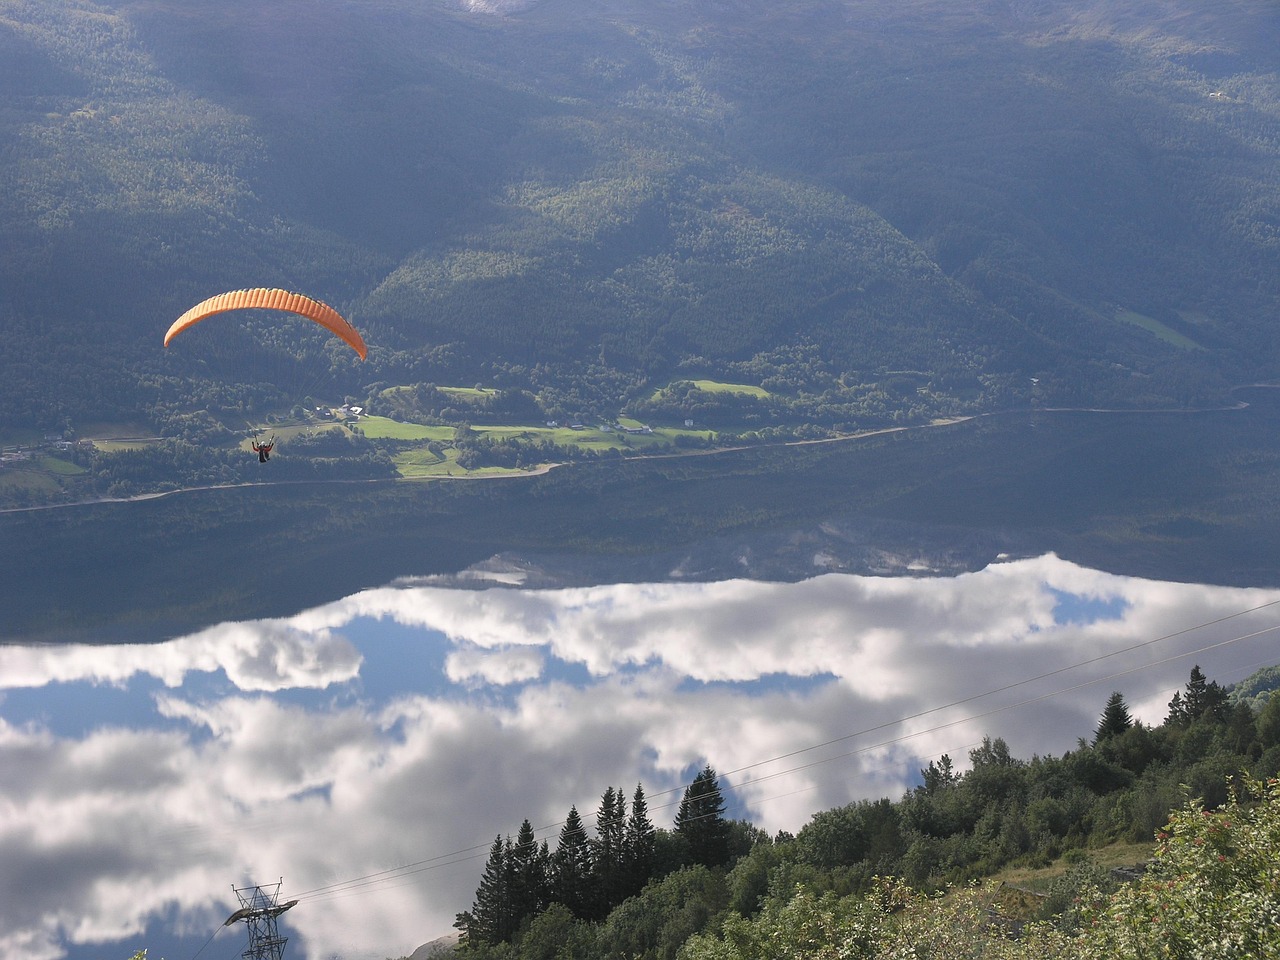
[224,880,299,960]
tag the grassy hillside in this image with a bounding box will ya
[1,0,1277,436]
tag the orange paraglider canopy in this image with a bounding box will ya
[164,288,367,360]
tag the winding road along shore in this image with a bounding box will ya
[0,398,1256,517]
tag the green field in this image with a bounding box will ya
[38,455,87,476]
[438,386,494,400]
[8,409,719,497]
[688,379,771,398]
[351,416,451,441]
[510,421,716,453]
[1116,308,1203,351]
[393,445,457,477]
[393,446,536,478]
[368,415,715,477]
[92,439,161,453]
[479,424,620,446]
[650,379,772,401]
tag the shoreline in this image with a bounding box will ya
[0,399,1256,517]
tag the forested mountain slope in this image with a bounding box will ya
[2,0,1278,429]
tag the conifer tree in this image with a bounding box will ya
[1184,664,1229,721]
[551,805,594,917]
[459,834,513,945]
[591,785,628,917]
[675,764,731,868]
[623,782,656,898]
[509,818,550,926]
[1094,691,1134,743]
[1169,665,1230,726]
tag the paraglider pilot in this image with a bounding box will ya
[251,437,275,463]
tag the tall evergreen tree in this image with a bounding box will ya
[675,764,731,868]
[623,782,656,898]
[1094,691,1134,743]
[591,785,628,917]
[551,805,594,917]
[1184,664,1229,721]
[509,818,550,926]
[1169,666,1230,726]
[458,834,513,946]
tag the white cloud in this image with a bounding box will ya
[3,555,1279,960]
[445,645,545,685]
[0,621,362,693]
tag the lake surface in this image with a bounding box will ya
[4,555,1280,960]
[6,397,1280,647]
[5,400,1280,959]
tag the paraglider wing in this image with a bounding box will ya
[164,288,367,359]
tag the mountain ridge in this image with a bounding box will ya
[1,0,1276,430]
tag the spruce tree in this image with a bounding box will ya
[591,785,627,917]
[623,782,656,898]
[1094,691,1134,743]
[509,819,549,927]
[1184,664,1229,721]
[675,764,731,868]
[551,805,594,917]
[1169,666,1230,726]
[461,834,512,945]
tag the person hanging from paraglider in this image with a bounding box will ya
[164,290,367,470]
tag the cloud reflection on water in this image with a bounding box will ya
[1,554,1278,960]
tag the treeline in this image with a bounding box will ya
[377,385,546,427]
[74,433,395,499]
[444,664,1280,960]
[455,767,749,954]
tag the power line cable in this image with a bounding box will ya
[290,598,1280,906]
[303,616,1280,907]
[716,594,1280,783]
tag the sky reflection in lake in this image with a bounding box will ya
[2,554,1279,960]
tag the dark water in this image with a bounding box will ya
[6,396,1280,960]
[4,399,1280,644]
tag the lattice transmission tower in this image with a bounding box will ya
[223,880,299,960]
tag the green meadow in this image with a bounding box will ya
[39,455,87,476]
[380,417,716,477]
[685,379,772,398]
[91,439,160,453]
[357,416,453,441]
[357,398,717,478]
[648,379,773,401]
[1115,308,1203,351]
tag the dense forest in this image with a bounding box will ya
[2,0,1278,455]
[436,663,1280,959]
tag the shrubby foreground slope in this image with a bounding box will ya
[438,665,1280,960]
